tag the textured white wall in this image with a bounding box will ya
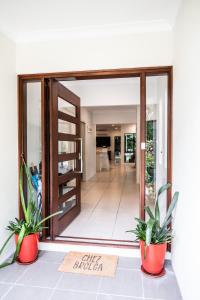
[16,31,173,74]
[0,32,17,263]
[172,1,200,299]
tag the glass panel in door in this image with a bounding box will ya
[50,80,81,237]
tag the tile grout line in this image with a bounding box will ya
[48,272,64,300]
[88,179,110,219]
[14,266,30,284]
[141,271,145,299]
[1,285,13,300]
[94,292,164,299]
[111,164,127,238]
[1,264,30,299]
[96,277,103,300]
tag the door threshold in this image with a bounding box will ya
[56,236,136,247]
[39,240,140,258]
[39,239,171,259]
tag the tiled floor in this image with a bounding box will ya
[0,251,182,300]
[61,164,139,240]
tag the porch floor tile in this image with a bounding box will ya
[0,251,182,300]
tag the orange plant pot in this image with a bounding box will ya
[140,240,167,275]
[15,233,39,263]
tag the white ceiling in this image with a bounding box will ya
[96,124,122,132]
[85,105,137,113]
[0,0,181,42]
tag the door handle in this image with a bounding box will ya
[74,137,83,174]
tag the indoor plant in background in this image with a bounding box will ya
[128,183,179,275]
[0,156,62,268]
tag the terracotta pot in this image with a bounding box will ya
[140,240,167,275]
[15,233,39,263]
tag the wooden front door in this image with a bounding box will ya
[49,80,81,237]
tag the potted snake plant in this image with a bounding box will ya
[0,156,62,267]
[128,183,179,275]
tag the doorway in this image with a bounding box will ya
[124,133,136,163]
[114,136,121,164]
[18,67,172,247]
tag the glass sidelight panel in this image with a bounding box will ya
[145,75,168,221]
[26,81,42,206]
[58,97,76,117]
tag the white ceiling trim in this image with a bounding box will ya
[14,20,172,43]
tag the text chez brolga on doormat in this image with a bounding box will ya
[58,251,118,277]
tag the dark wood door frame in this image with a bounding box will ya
[18,66,173,248]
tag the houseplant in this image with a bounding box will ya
[128,183,179,275]
[0,156,62,268]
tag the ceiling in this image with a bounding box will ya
[96,124,121,132]
[0,0,181,42]
[85,105,137,113]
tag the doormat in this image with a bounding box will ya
[58,251,118,277]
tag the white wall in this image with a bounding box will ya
[81,108,96,181]
[0,32,17,263]
[16,31,173,74]
[93,109,137,125]
[172,1,200,300]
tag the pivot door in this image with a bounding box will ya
[49,80,81,237]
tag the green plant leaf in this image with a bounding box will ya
[161,192,179,231]
[0,226,25,269]
[155,183,171,226]
[134,217,146,224]
[157,183,171,199]
[146,218,155,246]
[19,164,28,223]
[36,210,63,228]
[13,224,26,262]
[144,206,154,219]
[0,232,14,257]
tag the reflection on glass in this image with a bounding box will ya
[124,133,136,163]
[58,97,76,117]
[59,178,76,197]
[27,81,42,208]
[145,75,168,221]
[58,160,75,175]
[58,141,76,155]
[58,119,76,135]
[58,195,76,217]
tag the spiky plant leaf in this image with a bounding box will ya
[146,218,155,246]
[161,192,179,231]
[155,183,171,226]
[144,206,154,219]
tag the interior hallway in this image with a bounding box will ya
[60,164,139,241]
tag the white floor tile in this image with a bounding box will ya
[60,163,139,241]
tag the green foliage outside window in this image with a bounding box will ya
[145,121,156,184]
